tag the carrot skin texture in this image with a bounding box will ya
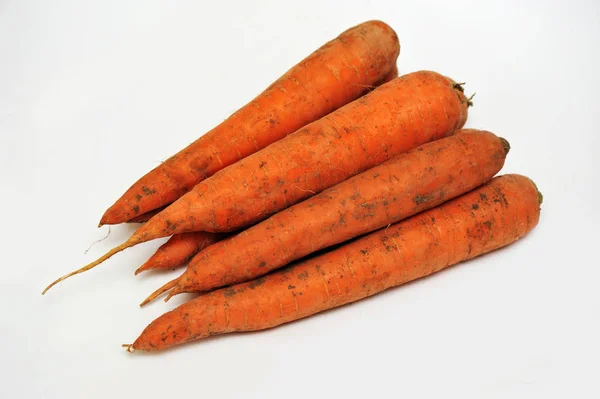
[130,174,541,351]
[124,69,396,227]
[43,70,468,293]
[100,20,400,226]
[127,206,167,224]
[126,67,396,227]
[164,130,508,298]
[135,70,468,237]
[135,232,222,275]
[378,64,398,85]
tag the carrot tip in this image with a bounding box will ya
[499,137,510,155]
[84,226,111,255]
[98,216,108,228]
[134,260,153,275]
[140,278,179,307]
[122,344,136,353]
[164,286,183,303]
[42,238,136,295]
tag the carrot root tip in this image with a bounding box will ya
[84,226,111,255]
[98,216,108,228]
[122,344,136,353]
[140,278,179,307]
[135,260,154,275]
[42,238,136,295]
[164,286,183,303]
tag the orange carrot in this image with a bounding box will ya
[127,206,167,224]
[125,174,542,351]
[43,70,470,294]
[143,129,508,304]
[135,232,222,275]
[379,64,398,85]
[125,67,399,227]
[99,20,400,226]
[127,67,399,227]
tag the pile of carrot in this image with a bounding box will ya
[43,20,542,353]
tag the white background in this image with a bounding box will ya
[1,1,598,398]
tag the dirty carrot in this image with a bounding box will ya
[126,70,398,226]
[43,70,470,294]
[128,66,398,226]
[99,20,400,226]
[125,174,542,351]
[135,232,222,275]
[127,206,167,224]
[128,68,398,227]
[144,129,508,304]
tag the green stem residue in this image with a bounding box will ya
[463,92,476,107]
[527,178,544,205]
[499,137,511,155]
[453,82,466,92]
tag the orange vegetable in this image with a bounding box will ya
[131,66,401,275]
[125,174,542,352]
[99,20,400,226]
[135,232,223,275]
[143,129,508,305]
[127,206,166,224]
[43,70,469,294]
[379,64,398,84]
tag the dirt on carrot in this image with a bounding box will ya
[143,129,508,304]
[135,232,223,275]
[125,174,542,351]
[43,70,470,294]
[100,20,400,226]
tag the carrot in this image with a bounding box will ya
[142,129,508,305]
[124,67,398,227]
[99,20,400,226]
[125,174,542,351]
[126,67,396,227]
[379,64,398,85]
[134,232,223,275]
[127,206,167,224]
[127,67,399,227]
[43,70,470,294]
[124,67,398,276]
